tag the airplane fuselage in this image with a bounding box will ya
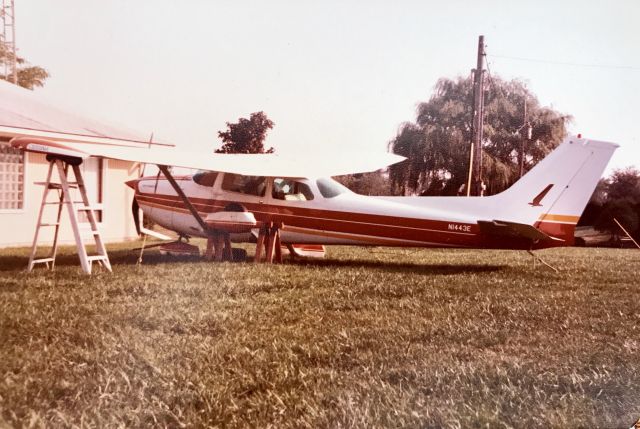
[129,172,574,250]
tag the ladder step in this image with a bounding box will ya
[77,206,100,211]
[39,223,60,227]
[86,255,108,262]
[43,201,63,205]
[34,182,78,189]
[32,257,55,264]
[80,229,101,236]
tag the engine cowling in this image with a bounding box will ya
[205,211,257,234]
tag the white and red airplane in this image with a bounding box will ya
[11,134,617,269]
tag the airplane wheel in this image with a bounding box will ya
[231,248,247,262]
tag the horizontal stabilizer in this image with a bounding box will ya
[477,220,563,242]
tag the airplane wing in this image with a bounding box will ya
[1,79,404,177]
[11,137,405,177]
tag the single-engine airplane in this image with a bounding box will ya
[11,134,617,273]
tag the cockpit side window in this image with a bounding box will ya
[272,178,314,201]
[193,171,218,187]
[316,178,350,198]
[221,174,267,197]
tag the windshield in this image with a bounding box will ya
[316,178,351,198]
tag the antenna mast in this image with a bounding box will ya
[1,0,17,84]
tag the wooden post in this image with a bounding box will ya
[205,236,215,261]
[273,227,282,263]
[223,233,232,261]
[265,225,276,263]
[254,222,268,262]
[213,232,225,262]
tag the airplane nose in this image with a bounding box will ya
[125,179,138,190]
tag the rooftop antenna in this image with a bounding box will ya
[1,0,17,84]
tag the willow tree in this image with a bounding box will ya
[389,76,569,196]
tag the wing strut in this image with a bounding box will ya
[158,165,210,233]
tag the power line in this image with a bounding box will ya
[484,54,510,101]
[488,54,640,71]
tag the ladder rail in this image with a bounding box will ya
[72,164,112,272]
[27,162,55,271]
[49,163,68,270]
[57,160,92,274]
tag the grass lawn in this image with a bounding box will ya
[0,242,639,428]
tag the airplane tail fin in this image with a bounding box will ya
[489,136,618,244]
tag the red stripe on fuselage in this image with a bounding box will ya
[135,191,480,246]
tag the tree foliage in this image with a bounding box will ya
[0,44,49,89]
[335,172,391,196]
[388,76,569,196]
[216,111,275,154]
[590,167,640,241]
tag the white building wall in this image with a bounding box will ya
[0,153,139,248]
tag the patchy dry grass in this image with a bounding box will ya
[0,243,639,428]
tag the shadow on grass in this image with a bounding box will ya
[1,249,507,276]
[287,257,507,275]
[0,250,202,273]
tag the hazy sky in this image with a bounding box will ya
[14,0,640,173]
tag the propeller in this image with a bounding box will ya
[129,164,172,241]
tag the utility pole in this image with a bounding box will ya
[517,97,532,178]
[519,100,526,178]
[1,0,17,84]
[470,35,486,196]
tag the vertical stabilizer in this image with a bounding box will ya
[489,136,618,242]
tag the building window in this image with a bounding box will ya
[0,142,25,211]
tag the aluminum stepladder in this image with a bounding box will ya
[28,156,112,274]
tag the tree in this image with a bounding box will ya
[388,76,570,196]
[0,44,49,89]
[335,171,391,196]
[216,111,275,154]
[593,167,640,241]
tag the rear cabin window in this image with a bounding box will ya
[221,174,267,196]
[193,171,218,187]
[272,178,314,201]
[316,178,350,198]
